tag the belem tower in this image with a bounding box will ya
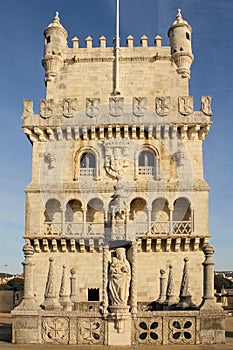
[12,8,226,346]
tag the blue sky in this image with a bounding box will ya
[0,0,232,274]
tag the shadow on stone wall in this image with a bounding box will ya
[0,321,12,342]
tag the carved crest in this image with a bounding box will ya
[63,98,77,118]
[156,96,170,116]
[133,97,147,116]
[201,96,212,116]
[86,98,100,118]
[104,139,130,178]
[40,99,54,119]
[178,96,193,116]
[22,100,33,119]
[109,97,124,117]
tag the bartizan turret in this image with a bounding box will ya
[42,12,68,84]
[168,9,194,79]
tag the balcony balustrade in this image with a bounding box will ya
[43,220,192,237]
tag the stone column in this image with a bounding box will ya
[130,241,137,315]
[61,207,65,234]
[201,244,220,309]
[191,208,194,233]
[164,265,177,308]
[156,269,166,304]
[16,243,36,310]
[102,245,109,316]
[42,257,62,310]
[82,207,87,235]
[70,268,78,303]
[169,208,174,234]
[147,207,151,233]
[59,264,73,311]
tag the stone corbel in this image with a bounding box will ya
[46,127,55,141]
[188,125,200,140]
[179,125,188,139]
[198,125,211,140]
[34,127,47,142]
[23,127,38,143]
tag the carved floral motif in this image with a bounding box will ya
[168,318,195,344]
[77,318,104,344]
[133,318,162,344]
[42,317,69,344]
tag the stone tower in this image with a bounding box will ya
[12,9,225,346]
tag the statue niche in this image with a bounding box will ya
[108,248,131,308]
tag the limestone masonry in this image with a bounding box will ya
[12,9,225,346]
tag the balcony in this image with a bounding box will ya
[43,220,192,237]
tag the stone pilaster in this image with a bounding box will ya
[102,245,109,316]
[130,241,137,315]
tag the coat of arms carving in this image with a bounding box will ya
[178,96,193,116]
[104,139,130,178]
[40,99,54,119]
[86,98,100,118]
[109,97,124,117]
[133,97,147,117]
[200,96,212,116]
[62,98,77,118]
[155,96,170,116]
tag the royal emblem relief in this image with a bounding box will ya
[104,139,130,178]
[40,99,54,119]
[62,98,77,118]
[178,96,193,116]
[155,96,170,116]
[133,97,147,116]
[109,97,124,117]
[86,98,100,118]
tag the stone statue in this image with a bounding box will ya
[109,248,131,306]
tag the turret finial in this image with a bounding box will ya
[176,9,182,21]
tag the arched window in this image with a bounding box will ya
[138,150,155,176]
[79,152,96,177]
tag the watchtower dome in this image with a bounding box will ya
[168,9,194,78]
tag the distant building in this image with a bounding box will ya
[12,9,225,346]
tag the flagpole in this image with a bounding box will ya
[115,0,120,94]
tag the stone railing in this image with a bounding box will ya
[43,220,192,237]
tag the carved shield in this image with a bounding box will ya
[201,96,212,116]
[63,98,77,118]
[86,98,100,118]
[133,97,147,116]
[40,99,54,119]
[109,97,124,117]
[104,140,129,178]
[178,96,193,116]
[156,96,170,116]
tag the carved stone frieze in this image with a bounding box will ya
[201,96,212,116]
[109,97,124,116]
[86,98,100,118]
[178,96,193,116]
[40,99,54,119]
[133,318,162,344]
[77,318,104,344]
[104,139,130,178]
[42,317,69,344]
[155,96,170,116]
[62,98,77,118]
[168,317,195,344]
[133,97,147,116]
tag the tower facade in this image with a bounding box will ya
[12,10,225,346]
